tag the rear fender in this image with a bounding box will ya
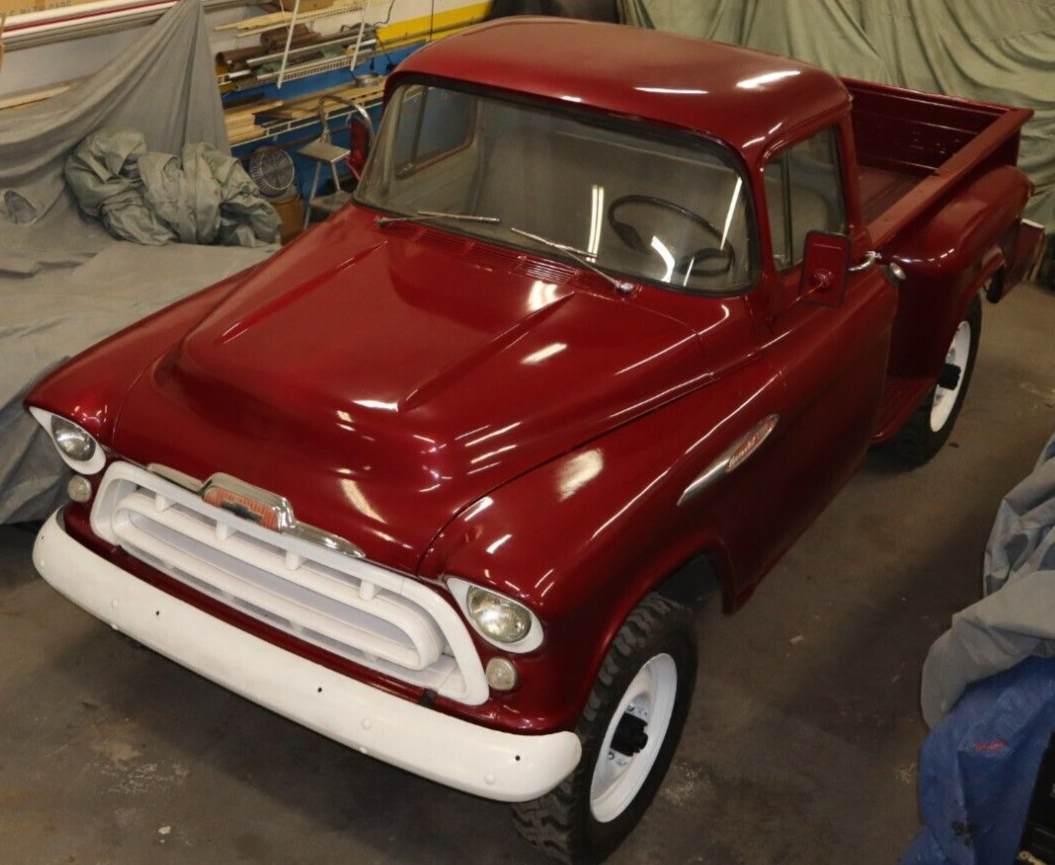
[885,165,1028,381]
[996,218,1045,299]
[922,249,1001,382]
[951,245,1003,333]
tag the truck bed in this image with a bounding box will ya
[857,165,920,225]
[844,79,1032,243]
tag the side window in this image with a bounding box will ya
[764,127,847,270]
[393,85,474,177]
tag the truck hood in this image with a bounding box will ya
[112,207,705,571]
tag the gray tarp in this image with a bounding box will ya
[921,427,1055,727]
[630,0,1055,229]
[0,0,274,524]
[65,128,280,247]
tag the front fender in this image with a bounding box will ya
[24,268,257,444]
[419,355,782,733]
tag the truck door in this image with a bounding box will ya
[743,125,897,591]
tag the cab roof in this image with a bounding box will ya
[390,18,849,158]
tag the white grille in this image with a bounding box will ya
[89,462,488,705]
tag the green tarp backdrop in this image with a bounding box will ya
[626,0,1055,229]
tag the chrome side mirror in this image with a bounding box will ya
[800,231,852,307]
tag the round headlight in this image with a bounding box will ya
[466,587,532,644]
[50,416,97,462]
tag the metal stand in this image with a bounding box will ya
[301,141,352,229]
[300,96,375,229]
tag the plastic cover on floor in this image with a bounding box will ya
[922,428,1055,728]
[902,426,1055,862]
[0,0,275,523]
[65,128,279,247]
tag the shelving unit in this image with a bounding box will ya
[214,0,368,39]
[224,77,384,146]
[215,25,378,89]
[214,0,390,90]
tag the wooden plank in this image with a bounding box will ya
[277,80,383,113]
[230,125,264,144]
[224,98,284,119]
[224,98,285,142]
[226,115,262,128]
[214,0,363,33]
[214,9,289,32]
[0,77,79,111]
[224,76,384,146]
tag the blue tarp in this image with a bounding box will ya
[902,656,1055,864]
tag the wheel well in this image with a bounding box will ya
[652,550,721,611]
[984,265,1006,303]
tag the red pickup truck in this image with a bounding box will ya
[27,19,1043,863]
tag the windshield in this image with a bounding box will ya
[356,83,757,294]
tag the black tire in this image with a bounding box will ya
[512,594,697,864]
[890,292,982,466]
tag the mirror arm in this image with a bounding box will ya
[316,95,376,145]
[848,250,881,272]
[847,249,907,285]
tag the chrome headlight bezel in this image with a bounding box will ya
[29,407,107,475]
[447,577,543,653]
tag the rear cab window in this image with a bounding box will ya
[393,85,475,177]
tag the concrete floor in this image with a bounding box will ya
[1,284,1053,864]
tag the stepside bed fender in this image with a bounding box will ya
[883,165,1028,382]
[995,216,1045,300]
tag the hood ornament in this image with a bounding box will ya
[148,465,365,559]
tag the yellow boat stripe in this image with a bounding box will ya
[377,1,492,48]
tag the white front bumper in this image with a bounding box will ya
[33,512,581,802]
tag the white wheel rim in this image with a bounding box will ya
[930,319,971,432]
[589,653,678,823]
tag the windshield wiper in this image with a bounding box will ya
[509,227,633,295]
[376,210,502,227]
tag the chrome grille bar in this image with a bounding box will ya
[89,462,488,705]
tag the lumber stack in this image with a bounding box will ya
[224,99,284,145]
[213,0,364,36]
[222,77,384,145]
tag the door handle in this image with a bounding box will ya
[848,250,881,272]
[849,250,907,285]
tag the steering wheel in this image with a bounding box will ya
[607,194,736,278]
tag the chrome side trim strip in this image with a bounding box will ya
[678,415,779,507]
[677,459,729,507]
[147,463,365,559]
